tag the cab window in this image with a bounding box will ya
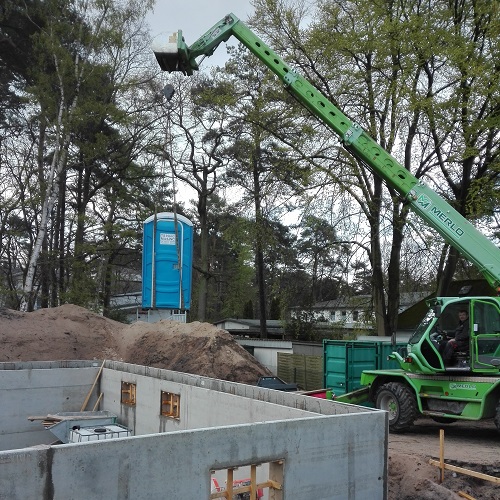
[472,300,500,367]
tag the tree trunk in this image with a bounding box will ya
[386,203,407,336]
[53,169,67,307]
[436,157,471,295]
[71,159,92,302]
[369,177,388,336]
[101,195,117,317]
[253,151,267,339]
[38,123,50,309]
[436,246,459,296]
[197,193,209,322]
[40,235,50,309]
[20,135,69,311]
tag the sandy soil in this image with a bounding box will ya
[0,304,499,499]
[0,304,272,384]
[388,419,500,499]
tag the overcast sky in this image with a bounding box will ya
[147,1,255,69]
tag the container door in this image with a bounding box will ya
[345,344,378,393]
[324,341,378,396]
[154,221,182,309]
[324,342,349,396]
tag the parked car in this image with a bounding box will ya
[256,376,298,391]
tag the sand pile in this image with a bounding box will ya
[0,304,271,384]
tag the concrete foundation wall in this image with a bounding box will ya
[0,361,101,451]
[103,361,373,433]
[0,361,388,499]
[102,362,333,435]
[1,413,386,500]
[103,371,315,435]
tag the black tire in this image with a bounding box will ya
[431,417,457,424]
[495,399,500,434]
[375,381,417,433]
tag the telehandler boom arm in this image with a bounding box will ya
[152,13,500,289]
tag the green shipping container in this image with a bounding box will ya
[323,340,406,395]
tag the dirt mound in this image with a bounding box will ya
[388,452,460,499]
[0,304,271,384]
[388,420,500,500]
[117,320,272,383]
[388,449,500,499]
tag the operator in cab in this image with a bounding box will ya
[439,309,470,365]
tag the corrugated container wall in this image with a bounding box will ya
[323,340,406,395]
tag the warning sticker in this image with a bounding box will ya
[159,233,176,245]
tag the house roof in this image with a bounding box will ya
[291,291,430,311]
[213,318,284,338]
[304,295,372,310]
[214,318,283,328]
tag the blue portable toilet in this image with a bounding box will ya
[142,212,193,310]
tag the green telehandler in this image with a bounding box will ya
[151,13,500,433]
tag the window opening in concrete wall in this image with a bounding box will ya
[210,461,283,500]
[121,381,136,405]
[160,391,180,418]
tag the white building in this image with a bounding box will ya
[290,292,429,330]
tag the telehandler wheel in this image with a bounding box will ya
[375,382,417,433]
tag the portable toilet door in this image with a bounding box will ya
[142,212,193,310]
